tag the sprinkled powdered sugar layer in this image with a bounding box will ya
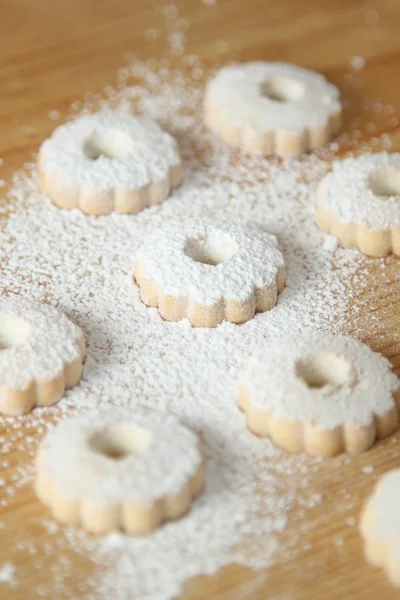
[0,296,83,390]
[317,152,400,230]
[39,407,202,502]
[39,113,181,192]
[0,57,366,600]
[241,332,399,429]
[0,562,16,584]
[135,219,284,303]
[205,62,341,132]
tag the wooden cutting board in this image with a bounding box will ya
[2,0,400,598]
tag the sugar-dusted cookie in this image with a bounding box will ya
[360,469,400,587]
[38,113,182,216]
[204,62,341,155]
[316,152,400,257]
[134,220,286,328]
[0,296,85,416]
[238,333,400,457]
[35,407,205,535]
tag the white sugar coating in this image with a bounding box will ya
[362,465,374,474]
[0,296,83,390]
[39,407,202,502]
[241,332,399,429]
[205,62,341,133]
[322,234,338,253]
[349,56,366,71]
[39,112,181,193]
[136,219,284,304]
[362,470,400,553]
[0,56,368,600]
[317,152,400,230]
[0,562,16,584]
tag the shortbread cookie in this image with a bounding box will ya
[38,113,182,215]
[35,407,205,534]
[316,152,400,256]
[360,470,400,587]
[204,62,341,155]
[134,220,286,327]
[238,333,400,457]
[0,296,85,416]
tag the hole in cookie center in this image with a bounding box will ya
[295,352,351,390]
[369,167,400,197]
[0,315,32,349]
[260,76,304,102]
[89,424,152,460]
[184,232,239,266]
[83,129,134,160]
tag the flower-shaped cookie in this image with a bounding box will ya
[0,296,85,415]
[38,112,182,215]
[316,152,400,256]
[35,407,205,534]
[134,220,286,327]
[360,469,400,587]
[238,332,400,457]
[204,62,341,155]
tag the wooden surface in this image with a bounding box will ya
[2,0,400,598]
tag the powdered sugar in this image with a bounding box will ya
[0,56,365,599]
[136,219,284,303]
[39,112,181,195]
[38,407,203,503]
[317,152,400,230]
[349,56,366,71]
[204,62,341,132]
[241,332,399,429]
[362,465,374,474]
[0,562,16,584]
[0,296,83,390]
[322,234,338,253]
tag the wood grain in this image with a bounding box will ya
[1,0,400,598]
